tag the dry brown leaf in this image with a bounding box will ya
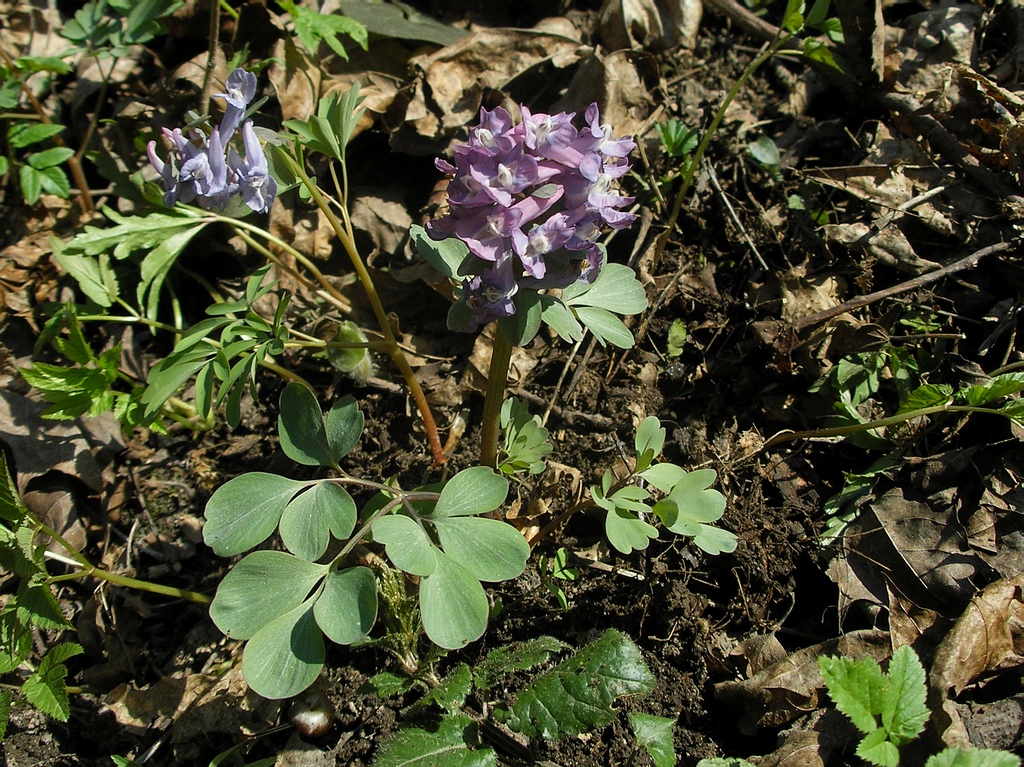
[929,573,1024,748]
[715,629,890,734]
[269,36,323,122]
[597,0,703,51]
[350,187,414,256]
[824,222,939,275]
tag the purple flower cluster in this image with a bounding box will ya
[147,68,278,215]
[428,103,636,331]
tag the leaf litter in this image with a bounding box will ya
[1,0,1023,764]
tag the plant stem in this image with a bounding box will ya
[762,403,1005,449]
[282,153,446,466]
[480,326,513,470]
[653,33,792,263]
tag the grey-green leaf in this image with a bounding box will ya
[410,224,469,281]
[279,382,333,467]
[420,552,488,649]
[204,473,309,556]
[433,516,529,582]
[433,467,508,518]
[210,550,327,640]
[325,395,363,462]
[242,598,325,699]
[280,482,356,561]
[495,629,655,739]
[313,565,377,645]
[373,514,438,576]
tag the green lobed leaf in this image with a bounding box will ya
[495,629,655,740]
[630,713,677,767]
[474,636,568,691]
[634,416,665,472]
[326,395,363,462]
[605,507,658,554]
[203,473,310,556]
[819,654,888,734]
[925,748,1021,767]
[692,524,738,555]
[539,295,583,343]
[499,290,543,346]
[410,225,469,281]
[373,513,438,576]
[278,382,333,467]
[420,551,489,650]
[657,469,726,533]
[371,713,495,767]
[209,550,327,640]
[242,598,325,700]
[410,663,474,713]
[856,727,899,767]
[882,645,928,745]
[21,642,83,720]
[313,565,377,645]
[279,481,355,561]
[433,516,530,582]
[562,262,647,316]
[137,224,207,319]
[639,463,687,493]
[432,467,508,518]
[573,306,634,348]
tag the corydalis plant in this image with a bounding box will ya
[147,68,278,214]
[428,103,636,331]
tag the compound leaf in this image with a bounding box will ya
[495,629,655,740]
[856,727,899,767]
[819,654,888,734]
[562,263,647,315]
[204,473,309,556]
[209,550,327,640]
[242,597,325,700]
[313,565,377,645]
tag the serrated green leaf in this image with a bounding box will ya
[209,550,327,640]
[605,507,658,554]
[411,225,469,281]
[960,372,1024,406]
[495,629,655,740]
[278,382,333,467]
[372,713,495,767]
[20,164,41,203]
[819,654,888,734]
[22,643,83,720]
[856,726,899,767]
[411,663,473,713]
[897,383,953,414]
[925,748,1021,767]
[373,514,438,576]
[0,453,27,523]
[630,713,677,767]
[313,565,377,645]
[782,0,805,32]
[18,580,69,630]
[433,467,508,518]
[8,122,65,149]
[667,319,687,357]
[0,689,10,741]
[420,552,488,650]
[883,645,928,744]
[203,473,310,556]
[475,636,568,691]
[361,671,415,698]
[695,759,756,767]
[27,147,73,169]
[242,597,325,699]
[433,516,529,582]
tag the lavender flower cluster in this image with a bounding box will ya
[147,68,277,215]
[427,103,637,331]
